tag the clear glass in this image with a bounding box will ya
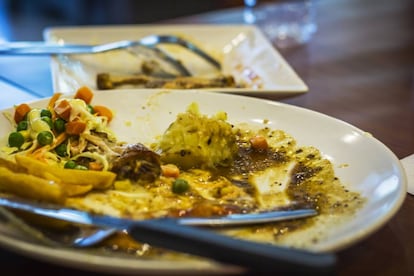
[244,0,317,48]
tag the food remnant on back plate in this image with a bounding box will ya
[0,87,365,259]
[96,73,241,90]
[94,38,249,90]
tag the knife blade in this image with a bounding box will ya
[0,196,335,274]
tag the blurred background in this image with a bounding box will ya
[0,0,251,41]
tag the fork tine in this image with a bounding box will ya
[0,206,61,246]
[126,45,192,76]
[72,227,118,247]
[0,206,117,248]
[138,35,222,70]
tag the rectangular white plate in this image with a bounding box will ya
[44,24,308,98]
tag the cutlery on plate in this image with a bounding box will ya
[0,198,316,247]
[0,196,335,274]
[0,35,221,76]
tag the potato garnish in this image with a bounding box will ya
[0,166,65,203]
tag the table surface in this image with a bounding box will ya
[0,0,413,275]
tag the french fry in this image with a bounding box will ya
[0,157,27,173]
[15,155,115,190]
[59,182,93,197]
[0,167,65,203]
[41,171,93,196]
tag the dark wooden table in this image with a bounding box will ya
[1,0,413,275]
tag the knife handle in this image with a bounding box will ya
[127,220,336,274]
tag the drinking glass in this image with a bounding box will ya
[244,0,317,48]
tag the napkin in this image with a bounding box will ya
[401,154,414,195]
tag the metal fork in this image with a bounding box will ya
[0,35,221,76]
[0,202,316,247]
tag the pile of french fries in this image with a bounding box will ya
[0,155,116,203]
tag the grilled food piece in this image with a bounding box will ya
[110,143,161,183]
[96,73,238,90]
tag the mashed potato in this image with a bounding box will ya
[157,103,238,170]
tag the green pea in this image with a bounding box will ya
[37,131,53,146]
[8,132,24,148]
[41,116,53,128]
[87,104,94,114]
[55,143,68,157]
[54,118,66,133]
[16,120,28,131]
[172,178,190,194]
[40,109,52,118]
[64,160,76,169]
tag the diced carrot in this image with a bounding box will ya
[89,161,103,171]
[47,93,62,120]
[161,164,180,178]
[65,121,86,135]
[74,86,94,104]
[48,93,62,110]
[54,99,71,121]
[14,103,31,123]
[249,135,268,150]
[93,105,113,122]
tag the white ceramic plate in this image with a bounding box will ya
[0,89,406,274]
[44,25,308,98]
[401,154,414,195]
